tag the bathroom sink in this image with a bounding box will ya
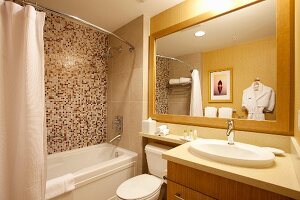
[189,139,275,168]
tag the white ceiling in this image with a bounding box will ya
[33,0,184,32]
[157,0,276,57]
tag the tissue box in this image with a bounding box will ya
[142,118,156,134]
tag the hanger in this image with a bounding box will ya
[253,77,260,91]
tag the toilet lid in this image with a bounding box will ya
[116,174,162,199]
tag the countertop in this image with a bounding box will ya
[162,142,300,199]
[139,132,185,145]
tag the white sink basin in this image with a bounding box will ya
[189,139,275,168]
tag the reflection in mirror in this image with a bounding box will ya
[155,0,276,121]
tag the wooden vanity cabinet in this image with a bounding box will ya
[168,180,215,200]
[167,162,293,200]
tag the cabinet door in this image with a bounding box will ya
[168,180,216,200]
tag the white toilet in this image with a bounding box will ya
[116,143,171,200]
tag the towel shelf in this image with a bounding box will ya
[167,83,191,88]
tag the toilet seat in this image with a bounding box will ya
[116,174,162,200]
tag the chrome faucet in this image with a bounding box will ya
[225,119,234,145]
[109,134,121,143]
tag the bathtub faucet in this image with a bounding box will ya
[109,134,121,143]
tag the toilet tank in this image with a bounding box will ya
[145,143,172,179]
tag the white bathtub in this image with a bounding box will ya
[47,143,137,200]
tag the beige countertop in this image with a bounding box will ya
[162,142,300,199]
[139,132,186,145]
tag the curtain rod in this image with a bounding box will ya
[14,0,135,52]
[156,54,194,69]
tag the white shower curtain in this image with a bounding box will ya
[190,69,203,117]
[0,1,46,200]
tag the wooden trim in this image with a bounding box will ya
[148,0,294,135]
[150,0,264,35]
[148,35,156,117]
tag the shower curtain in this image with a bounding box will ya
[190,69,203,117]
[0,1,46,200]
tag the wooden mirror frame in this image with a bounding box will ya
[149,0,294,135]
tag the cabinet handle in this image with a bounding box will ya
[174,192,185,200]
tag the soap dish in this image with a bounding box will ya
[261,147,285,156]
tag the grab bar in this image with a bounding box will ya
[109,134,121,143]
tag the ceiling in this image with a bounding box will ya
[157,0,276,57]
[33,0,184,32]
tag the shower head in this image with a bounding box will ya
[103,47,113,58]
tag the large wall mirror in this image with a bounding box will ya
[149,0,294,135]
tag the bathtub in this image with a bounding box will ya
[47,143,137,200]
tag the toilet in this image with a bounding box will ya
[116,143,171,200]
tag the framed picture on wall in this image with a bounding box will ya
[209,68,232,102]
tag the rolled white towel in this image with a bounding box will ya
[46,173,75,199]
[204,107,218,118]
[218,107,233,118]
[155,125,169,136]
[169,79,180,85]
[179,77,191,84]
[157,128,170,136]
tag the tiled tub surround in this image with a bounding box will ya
[44,13,109,154]
[107,16,148,174]
[155,57,170,114]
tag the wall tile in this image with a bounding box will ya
[107,16,145,174]
[155,57,170,114]
[130,68,144,101]
[111,71,131,102]
[44,13,108,154]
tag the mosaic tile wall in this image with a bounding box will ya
[44,13,108,154]
[155,57,170,114]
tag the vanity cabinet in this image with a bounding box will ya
[167,162,293,200]
[168,180,215,200]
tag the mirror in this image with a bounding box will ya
[149,0,293,134]
[155,0,276,121]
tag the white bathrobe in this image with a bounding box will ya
[242,82,275,120]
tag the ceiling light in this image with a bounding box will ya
[195,31,206,37]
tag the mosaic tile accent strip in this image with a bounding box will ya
[44,12,108,154]
[155,57,170,114]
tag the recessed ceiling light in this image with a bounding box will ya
[195,31,206,37]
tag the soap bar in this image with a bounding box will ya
[142,118,157,134]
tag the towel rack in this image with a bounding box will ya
[168,82,191,87]
[168,85,191,95]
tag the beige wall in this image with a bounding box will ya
[202,37,276,120]
[107,16,148,174]
[295,0,300,143]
